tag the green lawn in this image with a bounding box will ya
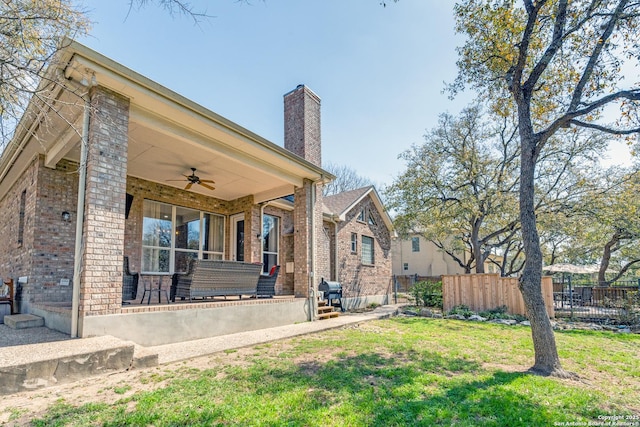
[28,318,640,426]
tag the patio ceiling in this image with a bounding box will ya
[0,40,331,203]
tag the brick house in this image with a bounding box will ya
[322,186,394,308]
[0,40,393,345]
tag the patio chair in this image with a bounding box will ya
[0,278,15,315]
[122,256,139,304]
[171,258,196,302]
[257,265,280,298]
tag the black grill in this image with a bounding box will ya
[319,278,344,311]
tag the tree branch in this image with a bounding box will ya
[569,120,640,135]
[569,0,629,111]
[523,0,569,96]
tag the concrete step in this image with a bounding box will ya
[0,335,153,395]
[132,345,159,369]
[4,314,44,330]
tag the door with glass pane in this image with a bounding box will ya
[262,214,279,274]
[231,214,245,262]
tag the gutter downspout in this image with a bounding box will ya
[71,91,91,338]
[258,202,266,268]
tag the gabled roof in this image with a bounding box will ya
[0,39,334,202]
[323,185,394,231]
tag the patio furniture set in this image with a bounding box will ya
[122,257,279,304]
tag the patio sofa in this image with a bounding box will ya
[172,259,263,302]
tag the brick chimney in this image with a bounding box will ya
[284,84,321,167]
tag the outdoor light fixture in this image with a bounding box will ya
[61,211,71,222]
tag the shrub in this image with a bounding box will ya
[479,305,527,322]
[448,304,474,318]
[411,281,443,308]
[617,291,640,325]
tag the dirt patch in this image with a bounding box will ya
[0,335,341,426]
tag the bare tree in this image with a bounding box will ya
[323,162,375,196]
[127,0,213,24]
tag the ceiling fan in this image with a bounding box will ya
[169,168,215,191]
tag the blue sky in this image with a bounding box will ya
[78,0,629,188]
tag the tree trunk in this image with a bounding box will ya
[598,235,618,285]
[472,223,485,273]
[518,132,572,377]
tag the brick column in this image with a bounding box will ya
[293,179,324,298]
[248,203,262,264]
[78,87,129,320]
[293,183,310,298]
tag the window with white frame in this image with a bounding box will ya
[142,200,224,274]
[411,237,420,252]
[351,232,357,253]
[362,235,374,265]
[262,214,279,274]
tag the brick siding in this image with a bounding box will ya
[335,196,393,299]
[284,85,322,167]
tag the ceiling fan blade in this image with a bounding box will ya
[184,182,193,190]
[199,179,215,183]
[199,182,215,191]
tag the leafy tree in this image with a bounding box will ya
[591,171,640,284]
[323,162,375,196]
[562,168,640,284]
[386,103,603,278]
[386,104,521,274]
[0,0,89,151]
[453,0,640,377]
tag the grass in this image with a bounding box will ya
[28,318,640,426]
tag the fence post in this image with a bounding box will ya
[393,275,398,304]
[568,275,574,318]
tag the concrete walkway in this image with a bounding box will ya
[149,304,403,364]
[0,304,404,395]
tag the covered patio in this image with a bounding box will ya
[0,40,333,345]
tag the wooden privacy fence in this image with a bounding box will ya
[442,274,554,318]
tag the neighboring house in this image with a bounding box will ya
[392,234,465,278]
[392,233,503,278]
[0,40,393,345]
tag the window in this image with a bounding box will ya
[362,235,374,265]
[262,214,279,274]
[357,208,365,222]
[142,200,224,274]
[411,237,420,252]
[403,263,409,271]
[368,212,377,226]
[351,233,357,253]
